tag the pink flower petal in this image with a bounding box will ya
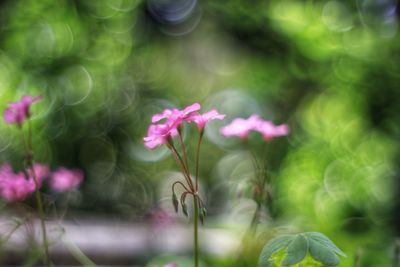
[144,103,202,149]
[187,109,225,130]
[3,95,42,125]
[0,163,38,202]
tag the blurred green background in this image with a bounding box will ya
[0,0,399,266]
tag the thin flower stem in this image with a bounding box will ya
[195,131,203,191]
[19,127,29,156]
[193,194,199,267]
[178,130,190,173]
[1,216,29,244]
[31,171,52,267]
[172,181,191,193]
[23,120,52,267]
[243,142,270,239]
[169,144,195,191]
[28,118,33,152]
[260,143,269,189]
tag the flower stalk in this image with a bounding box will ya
[24,121,52,267]
[144,103,225,266]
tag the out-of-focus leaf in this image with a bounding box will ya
[258,232,346,267]
[305,232,346,257]
[308,238,340,266]
[258,235,294,267]
[281,234,308,266]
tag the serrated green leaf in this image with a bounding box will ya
[281,234,308,266]
[305,232,346,257]
[308,238,340,266]
[258,235,294,267]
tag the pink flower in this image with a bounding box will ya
[255,121,289,141]
[0,163,48,202]
[221,114,289,140]
[144,123,178,149]
[3,95,43,125]
[187,109,226,130]
[220,114,262,139]
[163,264,178,267]
[144,103,201,149]
[50,167,84,192]
[152,103,201,125]
[28,163,50,187]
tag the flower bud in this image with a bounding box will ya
[172,192,179,213]
[182,202,188,217]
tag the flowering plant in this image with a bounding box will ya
[2,95,84,266]
[144,102,225,267]
[221,114,289,232]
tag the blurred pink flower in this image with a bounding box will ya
[163,264,178,267]
[28,163,50,187]
[0,163,49,202]
[220,114,261,139]
[255,121,289,141]
[50,167,84,192]
[187,109,226,130]
[144,103,201,149]
[3,95,42,125]
[221,114,289,140]
[149,207,174,228]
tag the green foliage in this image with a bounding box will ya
[259,232,346,267]
[259,235,293,267]
[281,234,308,266]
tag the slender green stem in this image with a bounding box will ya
[32,175,52,267]
[195,131,203,191]
[28,118,33,152]
[169,144,195,191]
[172,181,191,193]
[19,127,29,157]
[193,195,199,267]
[1,216,28,244]
[178,130,190,173]
[23,121,52,267]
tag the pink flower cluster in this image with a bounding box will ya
[0,163,48,202]
[144,103,225,149]
[0,164,84,202]
[3,95,42,126]
[221,114,289,140]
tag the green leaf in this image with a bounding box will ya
[308,238,340,266]
[258,235,294,267]
[305,232,346,257]
[172,192,179,213]
[281,234,308,266]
